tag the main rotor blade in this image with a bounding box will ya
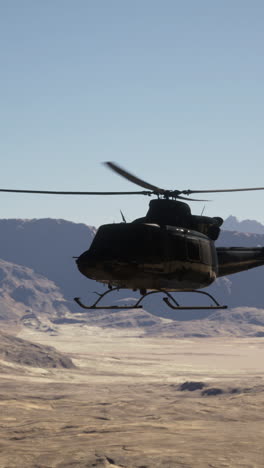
[104,161,166,194]
[0,189,152,196]
[182,187,264,195]
[177,194,210,202]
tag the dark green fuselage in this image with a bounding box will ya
[76,200,264,291]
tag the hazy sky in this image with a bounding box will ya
[0,1,264,227]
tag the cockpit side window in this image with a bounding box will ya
[187,239,200,261]
[199,240,211,265]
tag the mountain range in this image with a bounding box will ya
[223,215,264,234]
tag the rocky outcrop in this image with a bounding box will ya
[0,258,71,330]
[0,331,75,368]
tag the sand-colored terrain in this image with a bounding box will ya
[0,325,263,467]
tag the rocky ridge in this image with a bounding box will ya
[0,331,75,369]
[0,258,72,332]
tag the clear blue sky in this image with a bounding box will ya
[0,1,264,227]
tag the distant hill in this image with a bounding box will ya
[223,216,264,234]
[62,303,170,329]
[67,305,264,338]
[142,307,264,338]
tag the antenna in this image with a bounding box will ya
[120,210,126,223]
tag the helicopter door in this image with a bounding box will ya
[163,231,187,275]
[199,240,212,265]
[187,238,201,262]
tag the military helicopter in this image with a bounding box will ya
[2,162,264,310]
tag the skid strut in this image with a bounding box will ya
[163,290,227,310]
[74,288,227,310]
[74,287,138,310]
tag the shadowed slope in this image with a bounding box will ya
[0,258,72,331]
[0,331,75,368]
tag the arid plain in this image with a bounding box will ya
[0,323,263,468]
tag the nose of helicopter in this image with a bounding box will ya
[76,250,98,274]
[75,248,118,281]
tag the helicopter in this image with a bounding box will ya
[2,161,264,311]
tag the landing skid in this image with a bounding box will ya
[74,288,227,311]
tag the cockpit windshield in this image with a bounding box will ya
[89,223,163,261]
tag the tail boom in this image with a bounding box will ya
[216,247,264,277]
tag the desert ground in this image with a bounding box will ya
[0,324,264,467]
